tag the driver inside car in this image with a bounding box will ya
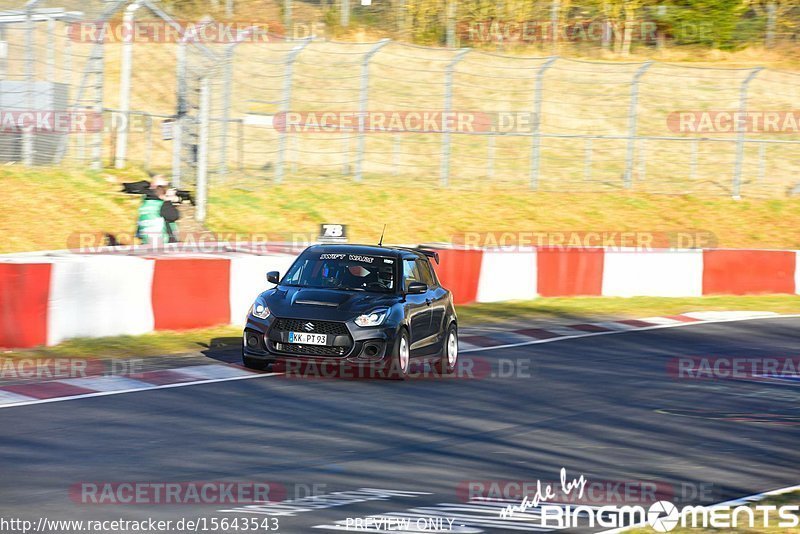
[344,264,371,289]
[377,265,394,290]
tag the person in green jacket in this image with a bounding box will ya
[136,178,180,245]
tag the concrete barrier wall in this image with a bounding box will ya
[1,246,798,348]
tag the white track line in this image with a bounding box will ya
[1,313,799,410]
[0,372,280,410]
[598,483,800,533]
[459,313,800,354]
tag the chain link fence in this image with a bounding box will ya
[218,40,800,198]
[1,1,799,211]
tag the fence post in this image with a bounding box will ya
[440,48,470,187]
[172,36,187,187]
[355,39,390,182]
[46,16,55,81]
[529,56,557,189]
[624,61,652,188]
[77,0,124,171]
[90,37,104,170]
[284,0,292,40]
[63,20,72,86]
[550,0,560,54]
[144,113,152,172]
[54,16,81,164]
[219,27,261,179]
[219,47,235,180]
[276,39,310,183]
[341,0,350,27]
[446,0,456,48]
[196,76,210,222]
[115,1,142,169]
[114,2,142,169]
[23,0,37,166]
[0,25,6,78]
[733,67,763,199]
[172,21,213,187]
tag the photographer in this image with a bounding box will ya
[136,176,180,245]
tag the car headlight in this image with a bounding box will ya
[355,309,388,327]
[250,296,271,319]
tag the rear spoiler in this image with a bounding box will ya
[416,248,440,264]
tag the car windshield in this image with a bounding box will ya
[282,252,397,293]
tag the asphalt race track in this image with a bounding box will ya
[1,317,799,533]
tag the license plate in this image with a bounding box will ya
[288,332,328,345]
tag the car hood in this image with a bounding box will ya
[262,287,400,319]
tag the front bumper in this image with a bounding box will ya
[243,314,399,367]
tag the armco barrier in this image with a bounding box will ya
[0,261,51,348]
[476,249,537,303]
[433,248,483,305]
[702,249,796,295]
[796,251,800,296]
[229,253,296,326]
[152,257,231,330]
[1,246,798,349]
[48,255,156,345]
[537,247,605,297]
[602,250,704,298]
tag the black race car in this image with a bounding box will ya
[242,244,458,379]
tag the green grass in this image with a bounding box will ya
[0,167,146,254]
[3,296,798,359]
[0,325,242,359]
[454,295,800,324]
[3,166,800,254]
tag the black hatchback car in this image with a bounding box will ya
[242,244,458,379]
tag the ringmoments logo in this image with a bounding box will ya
[517,498,799,530]
[496,468,799,531]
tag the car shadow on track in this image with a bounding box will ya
[200,337,243,365]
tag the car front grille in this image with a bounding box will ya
[273,342,349,357]
[272,318,349,336]
[269,317,353,357]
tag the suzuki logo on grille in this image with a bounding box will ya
[303,322,315,332]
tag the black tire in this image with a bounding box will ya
[386,328,411,380]
[436,324,458,376]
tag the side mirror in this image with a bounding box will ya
[407,281,428,294]
[267,271,280,284]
